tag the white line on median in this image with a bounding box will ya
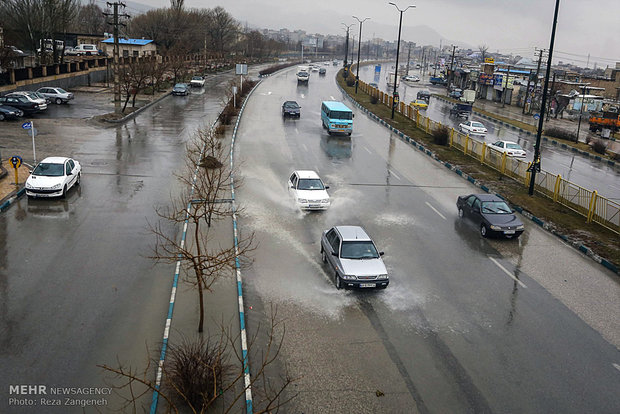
[364,146,372,154]
[425,202,446,220]
[388,169,401,180]
[302,143,308,151]
[613,363,620,372]
[330,96,335,100]
[489,257,527,288]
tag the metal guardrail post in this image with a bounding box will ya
[553,174,562,202]
[464,135,469,155]
[450,128,454,147]
[587,190,598,223]
[481,143,486,164]
[415,110,420,126]
[501,152,507,174]
[525,162,532,185]
[426,117,430,133]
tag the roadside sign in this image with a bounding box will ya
[23,127,37,136]
[533,113,540,120]
[235,64,248,75]
[484,58,494,64]
[10,155,22,168]
[21,121,32,129]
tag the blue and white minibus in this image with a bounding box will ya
[321,101,353,136]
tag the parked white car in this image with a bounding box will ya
[288,170,330,210]
[189,76,206,87]
[25,157,81,198]
[74,44,98,56]
[36,87,74,104]
[7,91,48,111]
[459,120,487,136]
[490,140,527,158]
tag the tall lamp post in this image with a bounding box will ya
[528,0,561,196]
[342,23,353,67]
[575,84,589,141]
[353,16,370,94]
[389,2,415,119]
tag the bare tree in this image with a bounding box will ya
[71,1,106,34]
[478,44,489,62]
[150,126,254,333]
[99,307,297,413]
[206,6,238,54]
[118,57,152,112]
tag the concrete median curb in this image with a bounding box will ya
[104,91,172,124]
[337,81,619,276]
[0,187,26,213]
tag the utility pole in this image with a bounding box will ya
[104,2,129,111]
[523,69,533,114]
[546,72,556,121]
[449,45,456,88]
[528,49,544,114]
[503,65,511,108]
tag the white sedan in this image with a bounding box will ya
[189,76,205,87]
[490,140,527,158]
[459,120,488,136]
[25,156,81,198]
[288,170,330,210]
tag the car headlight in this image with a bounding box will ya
[25,181,33,189]
[321,199,330,203]
[51,183,62,190]
[490,225,501,231]
[379,274,389,280]
[517,225,525,230]
[342,274,357,280]
[298,198,308,203]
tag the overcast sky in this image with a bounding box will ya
[136,0,620,68]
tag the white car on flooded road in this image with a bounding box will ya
[288,170,330,210]
[25,157,81,198]
[490,140,527,158]
[459,120,488,136]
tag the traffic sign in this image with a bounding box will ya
[23,127,38,136]
[533,113,540,120]
[21,121,32,129]
[10,155,22,168]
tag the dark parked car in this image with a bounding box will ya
[456,194,524,238]
[320,226,389,290]
[282,100,301,118]
[0,104,23,120]
[0,95,45,114]
[172,83,189,96]
[319,68,326,75]
[417,90,431,103]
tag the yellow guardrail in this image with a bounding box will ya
[353,76,620,234]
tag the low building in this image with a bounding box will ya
[101,38,156,58]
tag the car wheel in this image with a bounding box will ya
[55,98,62,105]
[61,185,67,199]
[0,114,4,121]
[76,173,81,186]
[321,248,327,263]
[335,272,342,290]
[480,224,488,238]
[458,207,464,218]
[327,129,332,135]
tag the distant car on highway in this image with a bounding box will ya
[25,157,81,199]
[417,90,431,102]
[288,170,330,210]
[189,76,205,87]
[172,83,189,96]
[490,140,526,158]
[0,104,23,120]
[0,95,46,114]
[449,88,463,99]
[402,75,420,82]
[320,225,389,289]
[409,99,428,109]
[456,194,524,238]
[36,87,74,104]
[459,120,487,135]
[319,67,326,75]
[282,100,301,118]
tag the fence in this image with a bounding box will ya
[355,75,619,234]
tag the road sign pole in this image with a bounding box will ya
[31,120,36,164]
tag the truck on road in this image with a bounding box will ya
[589,111,620,132]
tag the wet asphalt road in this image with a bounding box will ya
[234,66,620,413]
[0,72,240,412]
[358,65,620,201]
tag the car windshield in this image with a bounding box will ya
[506,143,522,150]
[33,162,64,177]
[472,122,485,128]
[192,77,202,80]
[298,71,309,76]
[481,201,512,214]
[330,110,352,120]
[284,102,299,109]
[340,241,379,259]
[297,178,324,190]
[174,84,185,88]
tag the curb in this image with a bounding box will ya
[434,95,618,169]
[337,80,619,276]
[105,92,172,124]
[0,187,26,213]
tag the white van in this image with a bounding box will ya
[74,44,98,56]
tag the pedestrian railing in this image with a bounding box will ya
[354,76,619,234]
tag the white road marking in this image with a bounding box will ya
[388,169,401,180]
[425,202,446,220]
[302,143,308,151]
[364,146,372,154]
[613,363,620,372]
[489,257,527,288]
[301,93,305,99]
[330,96,335,100]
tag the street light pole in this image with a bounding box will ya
[353,16,370,94]
[576,84,589,141]
[389,2,415,119]
[342,23,353,67]
[528,0,561,196]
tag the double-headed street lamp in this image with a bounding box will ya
[342,23,354,67]
[353,16,370,94]
[389,2,415,119]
